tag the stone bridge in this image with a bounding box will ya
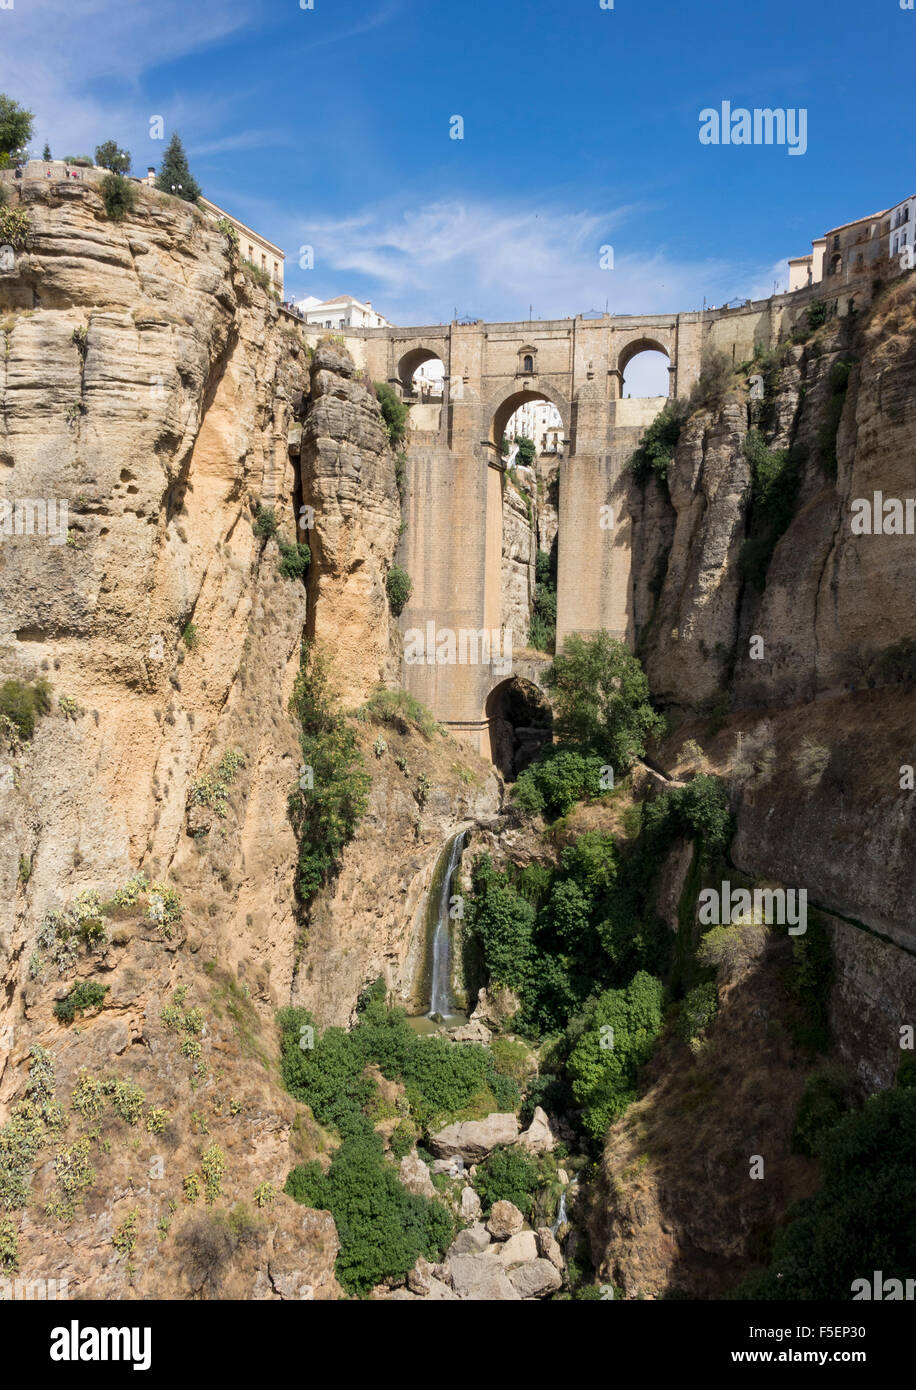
[336,299,816,762]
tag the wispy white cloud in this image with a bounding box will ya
[277,195,778,325]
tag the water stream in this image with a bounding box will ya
[423,829,467,1024]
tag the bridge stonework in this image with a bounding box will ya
[336,294,827,760]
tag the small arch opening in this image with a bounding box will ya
[397,348,446,400]
[619,339,671,398]
[485,677,553,779]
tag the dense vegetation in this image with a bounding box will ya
[737,1075,916,1299]
[278,981,530,1294]
[385,563,412,616]
[468,774,731,1040]
[529,548,557,653]
[287,642,370,903]
[536,632,664,774]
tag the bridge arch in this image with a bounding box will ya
[483,675,553,778]
[397,346,447,395]
[614,334,673,400]
[487,380,572,451]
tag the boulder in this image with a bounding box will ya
[429,1112,520,1161]
[432,1157,464,1177]
[509,1259,563,1299]
[399,1152,436,1199]
[448,1253,521,1301]
[449,1222,491,1255]
[460,1186,482,1220]
[470,985,521,1029]
[449,1020,492,1044]
[485,1230,538,1267]
[487,1200,525,1240]
[518,1105,556,1154]
[536,1227,565,1272]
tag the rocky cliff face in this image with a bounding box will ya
[0,179,499,1296]
[631,283,916,963]
[299,343,401,705]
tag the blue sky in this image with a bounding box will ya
[2,0,913,335]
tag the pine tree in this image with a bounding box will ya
[154,134,201,203]
[42,142,51,162]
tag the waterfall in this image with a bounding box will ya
[427,830,467,1020]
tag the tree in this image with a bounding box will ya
[543,631,664,770]
[0,95,34,159]
[101,173,137,223]
[154,133,201,203]
[513,434,536,467]
[42,143,51,162]
[94,140,131,174]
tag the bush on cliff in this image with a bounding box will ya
[101,173,136,223]
[287,642,370,903]
[627,401,686,485]
[385,564,412,616]
[374,381,409,448]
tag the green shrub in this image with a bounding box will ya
[529,548,557,653]
[252,505,277,540]
[101,172,136,222]
[738,428,801,590]
[474,1146,542,1215]
[566,972,664,1137]
[285,1129,454,1297]
[287,642,370,903]
[627,402,686,484]
[190,749,244,820]
[512,748,606,820]
[390,1121,415,1160]
[386,564,412,616]
[278,539,310,580]
[678,980,718,1042]
[792,1064,859,1157]
[688,349,734,413]
[0,205,30,250]
[241,259,271,291]
[374,382,409,448]
[181,622,199,651]
[357,686,439,738]
[53,981,109,1024]
[0,677,52,741]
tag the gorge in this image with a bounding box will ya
[0,167,914,1304]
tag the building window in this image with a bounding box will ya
[833,235,840,250]
[523,355,534,373]
[274,261,279,279]
[248,244,253,259]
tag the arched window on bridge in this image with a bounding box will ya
[619,341,671,399]
[398,348,446,401]
[523,354,534,374]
